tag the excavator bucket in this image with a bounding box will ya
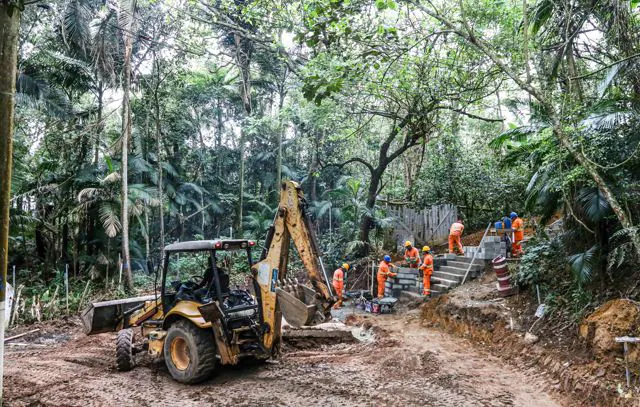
[276,283,330,327]
[81,295,156,335]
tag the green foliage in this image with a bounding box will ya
[514,237,593,320]
[514,237,568,288]
[5,0,640,326]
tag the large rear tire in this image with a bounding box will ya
[116,328,135,371]
[163,320,216,383]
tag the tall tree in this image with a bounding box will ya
[0,0,22,397]
[119,0,137,290]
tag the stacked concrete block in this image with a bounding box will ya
[379,252,494,298]
[464,236,507,261]
[381,267,421,297]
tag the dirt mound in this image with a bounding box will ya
[579,299,640,358]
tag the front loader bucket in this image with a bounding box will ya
[81,295,156,335]
[276,284,331,327]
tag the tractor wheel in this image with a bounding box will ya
[116,328,135,371]
[163,320,216,383]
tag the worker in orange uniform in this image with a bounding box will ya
[377,255,398,298]
[510,212,524,257]
[332,263,349,309]
[449,218,465,255]
[404,241,420,269]
[419,246,434,296]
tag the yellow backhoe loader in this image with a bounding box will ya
[81,181,336,383]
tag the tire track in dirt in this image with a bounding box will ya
[4,312,573,406]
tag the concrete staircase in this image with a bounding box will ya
[384,255,487,298]
[430,255,485,296]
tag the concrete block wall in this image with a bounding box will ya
[464,235,507,261]
[385,268,421,296]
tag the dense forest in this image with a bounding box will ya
[1,0,640,322]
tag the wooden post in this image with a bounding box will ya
[624,342,630,387]
[118,261,123,288]
[370,261,375,296]
[64,264,69,315]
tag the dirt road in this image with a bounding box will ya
[5,310,571,406]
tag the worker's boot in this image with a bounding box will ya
[332,299,343,309]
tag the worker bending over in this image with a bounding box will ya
[377,255,398,298]
[510,212,524,257]
[419,246,434,296]
[404,241,420,269]
[332,263,349,309]
[449,218,465,255]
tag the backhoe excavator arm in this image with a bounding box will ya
[251,181,336,352]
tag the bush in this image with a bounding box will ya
[514,236,593,321]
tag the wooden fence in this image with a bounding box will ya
[387,203,458,247]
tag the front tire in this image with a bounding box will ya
[164,320,216,383]
[116,328,135,371]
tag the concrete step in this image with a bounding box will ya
[396,272,418,279]
[397,268,419,274]
[432,283,449,293]
[451,256,485,265]
[439,265,473,276]
[395,278,417,285]
[432,270,463,282]
[431,276,459,288]
[446,260,483,271]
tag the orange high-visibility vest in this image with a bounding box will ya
[450,222,464,236]
[404,247,420,263]
[512,218,524,241]
[419,254,434,273]
[377,261,396,278]
[332,268,344,287]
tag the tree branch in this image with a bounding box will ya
[321,157,375,174]
[437,107,504,122]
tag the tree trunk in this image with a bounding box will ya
[144,209,150,261]
[309,147,318,203]
[153,58,165,252]
[0,3,21,398]
[93,82,104,165]
[120,0,137,291]
[216,99,223,178]
[358,169,383,254]
[235,127,245,236]
[234,34,252,238]
[276,83,286,188]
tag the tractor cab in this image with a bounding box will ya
[161,239,259,322]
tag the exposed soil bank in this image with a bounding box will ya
[421,275,632,406]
